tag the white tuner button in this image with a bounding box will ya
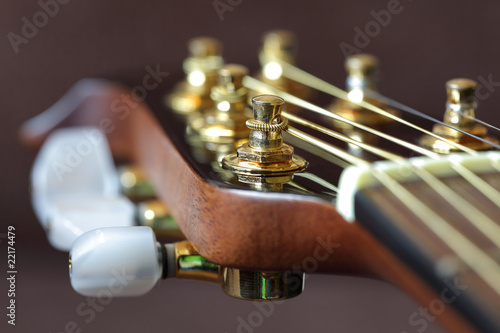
[47,195,135,251]
[31,126,118,227]
[69,226,162,297]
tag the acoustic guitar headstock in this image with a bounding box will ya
[20,30,500,333]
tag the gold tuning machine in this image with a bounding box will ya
[166,37,224,114]
[329,54,399,146]
[117,165,156,201]
[188,64,253,146]
[419,78,499,153]
[69,230,302,300]
[137,200,185,242]
[117,166,185,240]
[248,30,311,110]
[173,241,304,300]
[222,95,307,191]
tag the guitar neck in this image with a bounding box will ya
[341,155,500,332]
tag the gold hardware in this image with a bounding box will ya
[137,200,185,241]
[172,241,304,300]
[221,268,304,301]
[188,64,253,145]
[117,165,155,201]
[166,37,224,114]
[248,30,311,110]
[174,241,221,283]
[329,54,400,147]
[419,78,499,153]
[222,95,308,186]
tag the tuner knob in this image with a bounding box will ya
[330,53,399,128]
[31,127,118,226]
[47,194,135,251]
[69,226,163,297]
[188,64,252,147]
[69,229,305,301]
[419,78,499,153]
[187,36,223,58]
[167,37,224,114]
[251,30,310,112]
[222,95,308,190]
[260,30,297,65]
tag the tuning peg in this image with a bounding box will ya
[46,194,135,251]
[31,126,118,227]
[188,64,252,145]
[166,37,224,114]
[31,127,184,252]
[137,200,185,242]
[249,30,311,111]
[419,78,499,153]
[69,226,304,300]
[327,54,400,152]
[69,226,164,297]
[329,54,400,129]
[117,165,156,201]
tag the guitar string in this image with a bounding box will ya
[251,65,500,216]
[247,75,500,211]
[366,89,500,148]
[284,131,353,169]
[247,70,500,289]
[284,112,404,161]
[243,76,441,159]
[246,74,500,285]
[272,59,479,155]
[278,59,500,151]
[293,172,339,193]
[287,180,315,193]
[456,111,500,133]
[409,163,500,249]
[271,63,500,215]
[285,126,368,166]
[286,105,500,212]
[370,166,500,296]
[449,159,500,210]
[285,109,500,248]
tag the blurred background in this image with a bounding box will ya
[3,0,500,332]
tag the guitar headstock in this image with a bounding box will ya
[21,30,500,332]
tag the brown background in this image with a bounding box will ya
[2,0,500,332]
